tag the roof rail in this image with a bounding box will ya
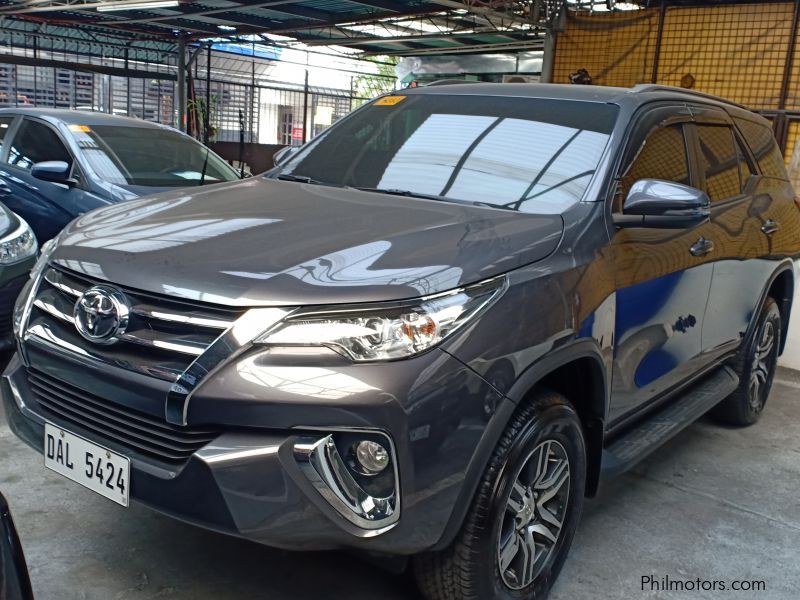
[425,79,477,87]
[629,84,748,109]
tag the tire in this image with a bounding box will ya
[712,296,782,427]
[413,389,586,600]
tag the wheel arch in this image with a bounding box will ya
[766,264,795,355]
[432,341,609,551]
[751,261,795,355]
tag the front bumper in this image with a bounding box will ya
[2,342,503,554]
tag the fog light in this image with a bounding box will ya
[355,440,390,474]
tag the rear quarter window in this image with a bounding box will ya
[734,117,788,180]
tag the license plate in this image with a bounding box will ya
[44,423,130,507]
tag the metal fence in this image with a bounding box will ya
[554,0,800,176]
[0,27,396,146]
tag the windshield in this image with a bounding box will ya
[69,124,240,187]
[278,94,618,213]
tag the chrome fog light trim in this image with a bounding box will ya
[294,433,400,534]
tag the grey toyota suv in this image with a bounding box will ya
[3,83,799,600]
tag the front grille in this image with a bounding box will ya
[27,368,219,464]
[27,265,244,381]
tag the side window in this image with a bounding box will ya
[618,124,690,211]
[0,116,14,159]
[8,119,72,171]
[734,117,788,179]
[696,125,741,202]
[734,135,756,190]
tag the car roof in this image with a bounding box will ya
[0,107,173,130]
[401,82,754,116]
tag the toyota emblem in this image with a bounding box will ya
[73,285,130,345]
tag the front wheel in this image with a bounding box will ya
[712,296,781,427]
[413,389,586,600]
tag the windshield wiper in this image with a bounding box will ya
[199,147,209,186]
[356,187,513,210]
[276,173,326,185]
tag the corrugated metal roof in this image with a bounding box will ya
[0,0,548,55]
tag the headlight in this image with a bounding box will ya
[257,277,506,361]
[0,218,37,265]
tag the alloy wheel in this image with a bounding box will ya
[497,439,571,590]
[749,319,776,413]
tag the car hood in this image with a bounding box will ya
[52,178,564,307]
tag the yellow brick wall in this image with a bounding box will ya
[552,11,659,87]
[553,3,798,161]
[554,4,792,108]
[657,4,792,109]
[785,120,800,166]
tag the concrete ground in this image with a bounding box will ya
[1,368,799,599]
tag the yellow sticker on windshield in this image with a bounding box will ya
[68,124,91,133]
[374,95,406,106]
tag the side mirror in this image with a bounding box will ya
[272,145,299,168]
[31,161,76,186]
[0,493,34,600]
[614,179,710,228]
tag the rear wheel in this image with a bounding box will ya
[712,296,781,427]
[413,389,586,600]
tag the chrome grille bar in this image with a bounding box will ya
[28,265,244,372]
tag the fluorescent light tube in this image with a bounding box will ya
[96,1,179,12]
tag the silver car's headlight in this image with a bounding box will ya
[0,218,37,265]
[256,277,506,361]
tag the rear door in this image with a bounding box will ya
[690,107,776,360]
[609,105,715,423]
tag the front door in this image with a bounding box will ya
[0,117,83,242]
[609,107,716,423]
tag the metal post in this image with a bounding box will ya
[780,0,800,110]
[302,69,309,144]
[125,47,131,116]
[250,40,256,143]
[33,36,38,105]
[540,30,556,83]
[177,38,186,132]
[651,0,667,84]
[205,44,211,144]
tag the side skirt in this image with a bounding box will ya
[600,366,739,478]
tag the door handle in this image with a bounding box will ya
[689,237,715,257]
[761,219,780,235]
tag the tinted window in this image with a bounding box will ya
[8,119,71,171]
[70,124,239,187]
[735,135,755,189]
[734,117,787,179]
[280,95,618,214]
[0,116,13,157]
[619,124,689,209]
[697,125,741,202]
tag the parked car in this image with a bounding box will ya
[0,109,240,243]
[0,204,37,349]
[0,493,34,600]
[3,83,799,600]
